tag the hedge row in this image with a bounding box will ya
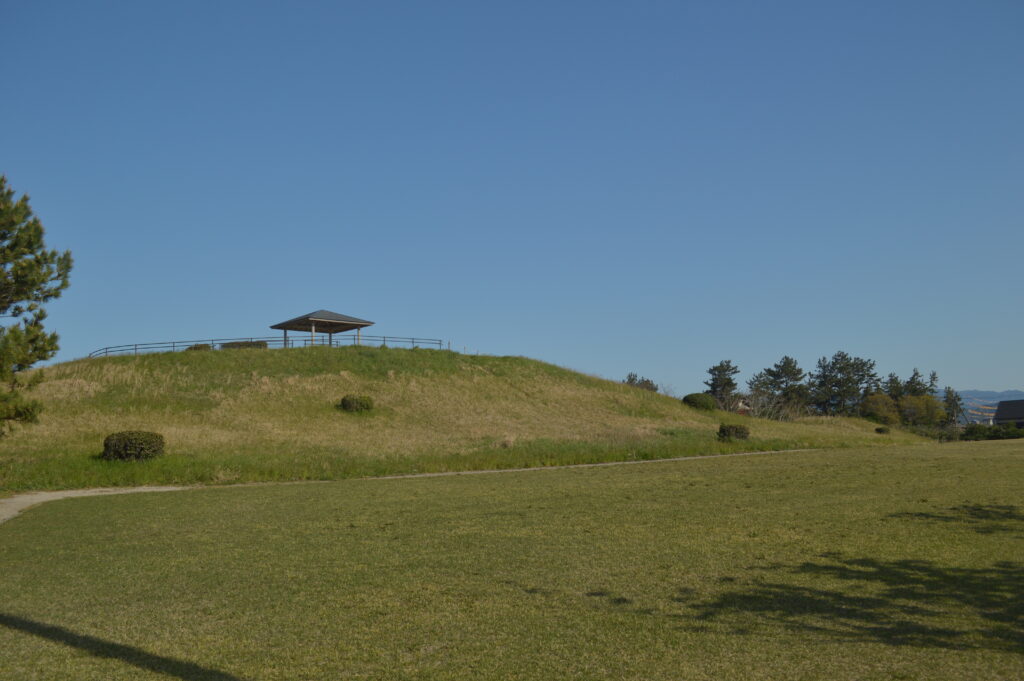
[220,341,268,350]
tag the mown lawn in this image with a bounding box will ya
[1,441,1021,680]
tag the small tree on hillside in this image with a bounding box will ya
[943,387,964,426]
[0,176,72,434]
[747,355,809,417]
[623,372,658,392]
[704,360,740,409]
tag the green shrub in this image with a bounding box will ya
[185,343,211,351]
[102,431,165,460]
[683,393,716,411]
[994,424,1024,440]
[898,395,945,427]
[962,423,1024,441]
[905,425,949,441]
[962,424,990,440]
[717,424,749,441]
[875,426,890,434]
[220,341,268,350]
[861,393,900,425]
[339,394,374,413]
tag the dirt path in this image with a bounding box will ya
[0,486,194,525]
[0,448,815,525]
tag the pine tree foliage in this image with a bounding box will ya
[902,369,933,397]
[882,373,904,400]
[747,355,809,408]
[704,360,740,407]
[808,351,878,416]
[943,386,964,426]
[0,176,72,434]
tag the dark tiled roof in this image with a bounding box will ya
[994,399,1024,421]
[270,310,374,333]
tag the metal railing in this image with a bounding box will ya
[88,334,445,358]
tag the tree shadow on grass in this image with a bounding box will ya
[681,503,1024,651]
[887,504,1024,535]
[683,556,1023,653]
[0,613,245,680]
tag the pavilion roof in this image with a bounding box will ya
[270,310,375,334]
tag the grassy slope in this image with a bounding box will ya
[0,346,921,490]
[0,441,1021,680]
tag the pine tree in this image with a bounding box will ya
[882,373,904,401]
[0,176,73,434]
[704,360,740,407]
[903,368,931,397]
[943,386,964,426]
[766,356,808,406]
[808,351,877,416]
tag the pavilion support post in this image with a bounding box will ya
[357,328,361,346]
[329,332,333,347]
[283,330,287,349]
[311,322,316,347]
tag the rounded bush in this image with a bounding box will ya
[102,431,165,460]
[220,340,268,350]
[185,343,211,351]
[683,393,716,411]
[875,426,891,434]
[339,394,374,413]
[717,424,750,441]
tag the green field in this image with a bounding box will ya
[0,346,922,491]
[1,441,1020,680]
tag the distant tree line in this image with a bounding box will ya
[699,353,964,429]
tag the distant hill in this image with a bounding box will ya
[956,389,1024,424]
[958,389,1024,404]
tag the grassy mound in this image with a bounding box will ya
[0,346,922,490]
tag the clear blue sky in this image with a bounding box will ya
[4,0,1022,393]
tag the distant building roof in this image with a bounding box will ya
[994,399,1024,422]
[270,310,374,334]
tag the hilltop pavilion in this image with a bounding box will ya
[270,310,374,347]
